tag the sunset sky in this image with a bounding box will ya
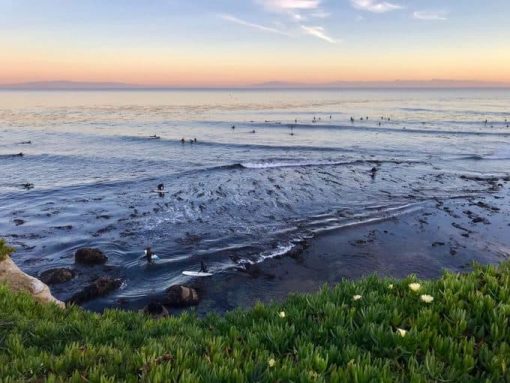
[1,0,509,86]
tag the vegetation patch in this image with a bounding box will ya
[1,258,510,382]
[0,239,14,261]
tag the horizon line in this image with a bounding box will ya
[1,79,510,90]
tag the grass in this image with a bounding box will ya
[0,239,14,261]
[1,254,510,382]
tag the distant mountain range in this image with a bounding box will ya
[251,80,510,89]
[1,79,509,90]
[0,81,142,90]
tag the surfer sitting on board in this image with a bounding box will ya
[200,261,208,273]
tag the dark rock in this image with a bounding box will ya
[164,285,199,307]
[40,267,75,285]
[13,219,25,226]
[472,216,490,224]
[75,248,107,265]
[143,302,169,318]
[67,276,122,305]
[241,263,262,278]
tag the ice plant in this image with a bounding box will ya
[279,311,285,318]
[388,284,394,289]
[268,358,276,368]
[420,294,434,303]
[353,295,362,301]
[408,283,421,292]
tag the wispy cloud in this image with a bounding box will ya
[413,11,447,21]
[254,0,336,43]
[257,0,321,12]
[301,25,337,43]
[350,0,402,13]
[219,14,290,36]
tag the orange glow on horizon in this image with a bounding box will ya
[1,41,509,86]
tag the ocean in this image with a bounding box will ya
[1,88,509,311]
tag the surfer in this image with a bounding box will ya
[181,138,185,144]
[157,183,165,191]
[194,138,197,142]
[145,247,155,264]
[231,125,235,130]
[370,167,378,179]
[22,183,34,190]
[350,117,354,123]
[200,261,208,273]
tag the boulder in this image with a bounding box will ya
[39,268,75,285]
[0,257,64,308]
[75,248,107,265]
[164,285,199,307]
[68,276,121,305]
[142,302,169,318]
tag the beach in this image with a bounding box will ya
[1,88,509,312]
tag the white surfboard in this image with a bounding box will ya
[182,271,213,277]
[152,189,169,193]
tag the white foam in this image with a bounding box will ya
[240,160,349,169]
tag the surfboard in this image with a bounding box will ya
[182,271,213,277]
[152,190,169,193]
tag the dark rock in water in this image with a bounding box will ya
[40,267,75,285]
[472,216,490,224]
[67,276,122,305]
[241,263,262,278]
[13,219,25,226]
[164,285,199,307]
[75,248,107,265]
[143,302,169,318]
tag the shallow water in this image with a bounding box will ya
[1,88,509,308]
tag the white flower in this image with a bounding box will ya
[420,294,434,303]
[352,295,362,301]
[408,283,421,292]
[396,328,407,337]
[388,284,394,289]
[279,311,286,318]
[268,358,276,367]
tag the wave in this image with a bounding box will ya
[452,149,510,161]
[239,159,353,169]
[238,158,423,170]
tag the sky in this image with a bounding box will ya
[1,0,509,86]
